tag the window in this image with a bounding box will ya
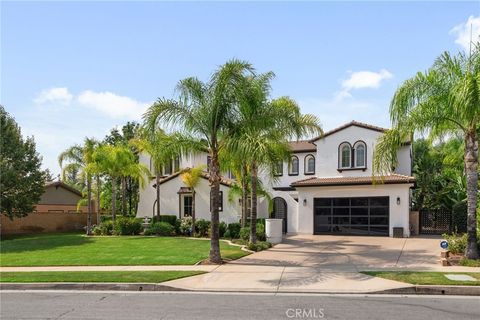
[304,154,315,175]
[210,190,223,212]
[174,157,180,172]
[163,160,172,175]
[339,143,351,168]
[289,156,299,175]
[183,195,193,217]
[354,141,366,168]
[274,161,283,176]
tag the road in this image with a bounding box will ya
[1,291,479,320]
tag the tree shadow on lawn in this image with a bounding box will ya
[0,232,94,254]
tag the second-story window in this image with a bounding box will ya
[174,157,180,172]
[163,160,172,175]
[289,156,299,175]
[339,143,351,169]
[354,141,366,168]
[304,154,315,175]
[274,161,283,176]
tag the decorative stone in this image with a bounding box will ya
[444,274,478,282]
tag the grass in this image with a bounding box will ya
[0,233,249,266]
[363,271,480,286]
[0,271,204,283]
[458,258,480,267]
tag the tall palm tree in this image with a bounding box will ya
[59,138,97,235]
[374,45,480,259]
[143,59,254,263]
[88,144,149,223]
[181,165,205,234]
[227,73,323,243]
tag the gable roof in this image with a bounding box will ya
[291,174,415,187]
[310,120,388,143]
[288,140,317,153]
[45,181,83,197]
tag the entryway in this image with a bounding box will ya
[271,197,287,233]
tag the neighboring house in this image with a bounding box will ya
[136,120,415,237]
[1,181,90,235]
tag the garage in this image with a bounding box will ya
[314,197,389,235]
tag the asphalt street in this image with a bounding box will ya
[1,290,479,320]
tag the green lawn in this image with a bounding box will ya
[0,271,203,283]
[0,233,249,266]
[363,271,480,286]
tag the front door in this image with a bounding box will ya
[272,197,287,233]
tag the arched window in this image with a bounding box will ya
[339,143,351,168]
[354,141,366,168]
[289,156,299,175]
[304,154,315,175]
[274,161,283,176]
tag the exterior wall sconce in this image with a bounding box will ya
[396,197,401,205]
[303,198,307,206]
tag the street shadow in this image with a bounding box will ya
[0,232,94,254]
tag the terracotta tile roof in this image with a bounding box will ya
[310,120,388,142]
[288,140,317,152]
[291,174,415,187]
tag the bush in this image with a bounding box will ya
[219,221,227,238]
[179,217,193,235]
[113,217,143,235]
[239,224,265,241]
[144,222,175,236]
[100,215,112,223]
[239,227,250,241]
[452,201,467,233]
[195,219,211,237]
[442,232,467,254]
[152,215,178,226]
[226,222,241,239]
[247,241,272,252]
[92,220,113,235]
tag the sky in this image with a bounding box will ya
[2,1,479,175]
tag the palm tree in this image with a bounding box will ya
[88,144,149,223]
[59,138,97,235]
[143,59,254,263]
[373,46,480,259]
[227,73,323,243]
[181,165,205,235]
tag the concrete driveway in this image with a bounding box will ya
[163,234,476,293]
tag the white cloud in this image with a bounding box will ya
[450,15,480,52]
[335,69,393,101]
[77,90,150,119]
[34,87,73,105]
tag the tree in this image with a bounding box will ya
[143,59,254,263]
[181,165,205,235]
[88,144,149,223]
[59,138,98,235]
[226,73,322,243]
[374,46,480,259]
[0,106,46,219]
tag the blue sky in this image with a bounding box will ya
[2,1,479,174]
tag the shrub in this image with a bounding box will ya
[144,222,175,236]
[224,230,232,239]
[247,241,272,252]
[195,219,211,237]
[226,222,241,239]
[256,223,266,241]
[92,220,113,235]
[452,201,467,233]
[100,215,112,223]
[442,232,467,254]
[239,227,250,241]
[174,218,182,235]
[257,218,266,226]
[113,217,143,235]
[219,221,227,238]
[179,217,193,235]
[152,215,178,226]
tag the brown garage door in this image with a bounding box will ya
[314,197,389,236]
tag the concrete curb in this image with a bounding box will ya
[2,282,479,295]
[0,282,186,292]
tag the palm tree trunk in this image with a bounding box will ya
[208,152,222,264]
[111,176,116,225]
[191,189,196,235]
[96,175,101,224]
[241,164,248,228]
[249,162,258,244]
[86,176,92,236]
[121,177,127,216]
[156,173,161,217]
[464,130,479,259]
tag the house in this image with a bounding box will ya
[1,181,91,235]
[136,120,415,237]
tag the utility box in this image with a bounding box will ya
[266,219,283,244]
[393,227,404,238]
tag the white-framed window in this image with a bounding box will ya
[289,156,299,175]
[304,154,315,175]
[339,143,351,168]
[354,141,366,168]
[274,161,283,176]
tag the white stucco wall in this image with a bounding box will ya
[270,152,317,188]
[394,144,412,176]
[295,183,413,237]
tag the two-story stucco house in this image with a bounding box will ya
[136,120,415,237]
